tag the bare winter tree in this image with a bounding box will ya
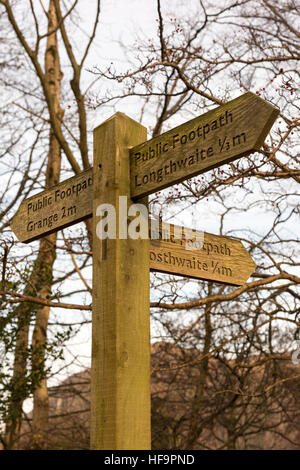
[0,0,100,449]
[0,0,299,450]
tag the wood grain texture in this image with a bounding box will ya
[11,93,279,243]
[91,113,150,450]
[149,222,256,286]
[11,168,93,243]
[130,92,279,199]
[11,170,255,285]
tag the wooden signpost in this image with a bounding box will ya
[10,179,256,286]
[91,114,150,450]
[130,92,279,198]
[149,223,256,286]
[10,168,93,243]
[10,92,279,450]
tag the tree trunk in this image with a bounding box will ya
[31,0,63,450]
[183,301,212,449]
[4,305,30,449]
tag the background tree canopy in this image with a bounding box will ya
[0,0,299,450]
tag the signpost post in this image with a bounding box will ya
[91,113,150,450]
[10,92,279,450]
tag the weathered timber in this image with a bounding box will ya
[10,168,93,243]
[130,92,279,198]
[11,92,279,243]
[9,95,275,453]
[149,222,256,286]
[91,113,150,450]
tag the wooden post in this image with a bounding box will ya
[91,113,150,450]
